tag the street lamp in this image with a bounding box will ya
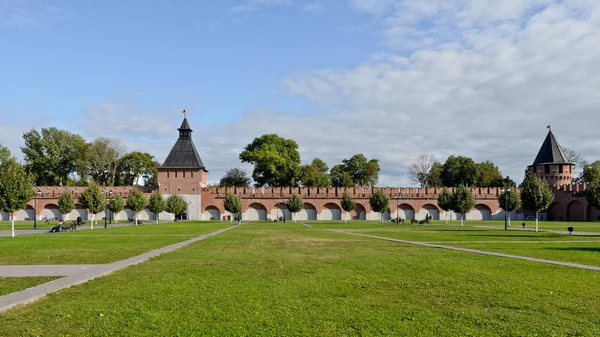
[33,187,41,229]
[104,190,113,228]
[501,188,510,230]
[396,193,401,223]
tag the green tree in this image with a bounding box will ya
[165,195,187,222]
[340,191,356,224]
[126,189,148,225]
[144,160,161,187]
[224,193,242,223]
[148,191,166,223]
[580,161,600,186]
[330,165,354,187]
[0,158,35,237]
[87,137,125,186]
[451,185,475,227]
[437,187,454,225]
[287,193,303,222]
[475,161,505,187]
[585,184,600,220]
[58,192,75,221]
[219,168,252,187]
[21,127,89,186]
[0,144,10,166]
[108,194,125,223]
[78,182,105,229]
[441,156,478,187]
[498,188,521,229]
[369,190,389,223]
[520,170,554,232]
[426,161,444,187]
[299,158,331,188]
[115,152,156,186]
[239,134,301,187]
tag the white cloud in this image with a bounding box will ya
[230,0,293,13]
[304,2,325,13]
[0,0,71,27]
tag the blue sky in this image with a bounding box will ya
[2,0,380,125]
[1,0,599,185]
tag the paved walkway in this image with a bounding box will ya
[475,225,600,236]
[328,229,600,272]
[0,225,236,312]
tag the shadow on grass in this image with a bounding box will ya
[546,247,600,252]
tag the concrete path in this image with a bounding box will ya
[300,222,312,228]
[476,225,600,236]
[0,225,236,312]
[329,229,600,272]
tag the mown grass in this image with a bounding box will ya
[0,277,60,296]
[1,222,600,336]
[0,222,228,265]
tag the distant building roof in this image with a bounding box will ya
[161,117,207,170]
[531,129,571,166]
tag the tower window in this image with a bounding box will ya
[183,170,186,178]
[175,171,178,178]
[559,165,563,174]
[167,170,170,178]
[191,171,194,178]
[545,165,550,174]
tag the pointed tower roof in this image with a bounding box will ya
[531,127,570,165]
[161,115,207,170]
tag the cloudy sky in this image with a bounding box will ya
[1,0,598,186]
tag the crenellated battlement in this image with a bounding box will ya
[203,186,509,200]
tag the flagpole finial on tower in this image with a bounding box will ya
[547,124,551,131]
[183,109,187,119]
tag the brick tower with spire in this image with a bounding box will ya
[527,126,573,186]
[157,111,208,220]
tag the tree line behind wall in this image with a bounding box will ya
[221,134,380,188]
[19,128,158,187]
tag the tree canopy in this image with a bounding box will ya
[298,158,330,188]
[0,144,10,166]
[108,195,125,215]
[78,182,105,215]
[239,134,301,187]
[369,189,389,222]
[341,191,356,223]
[116,152,156,186]
[0,157,35,215]
[520,170,554,231]
[287,193,303,222]
[331,154,380,188]
[219,168,252,187]
[21,127,88,186]
[148,192,166,222]
[451,185,475,226]
[58,192,75,219]
[224,193,242,217]
[580,161,600,186]
[87,138,125,186]
[166,195,187,217]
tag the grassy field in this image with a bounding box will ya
[0,220,137,230]
[0,222,228,265]
[1,221,600,336]
[0,277,59,296]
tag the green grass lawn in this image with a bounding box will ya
[0,222,228,265]
[0,277,60,296]
[1,222,600,336]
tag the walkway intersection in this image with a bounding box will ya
[0,223,236,312]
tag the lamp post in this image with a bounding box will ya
[104,190,113,228]
[501,188,510,230]
[34,187,40,229]
[396,193,401,223]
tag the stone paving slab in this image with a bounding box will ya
[0,225,235,313]
[329,229,600,272]
[0,265,104,277]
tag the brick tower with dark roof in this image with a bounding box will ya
[527,127,573,186]
[157,113,207,220]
